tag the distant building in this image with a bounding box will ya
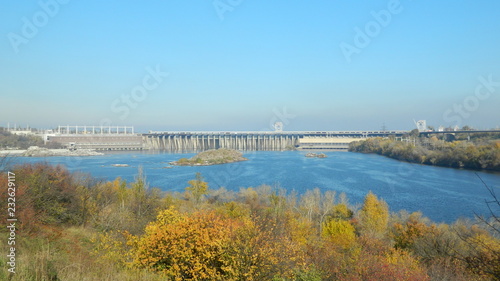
[9,130,34,136]
[415,120,427,132]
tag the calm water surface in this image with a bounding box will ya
[10,151,500,223]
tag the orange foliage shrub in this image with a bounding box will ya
[0,163,83,234]
[130,207,237,280]
[463,232,500,278]
[339,248,430,281]
[391,212,430,250]
[222,215,307,280]
[127,207,307,280]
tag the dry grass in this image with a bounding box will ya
[1,227,165,281]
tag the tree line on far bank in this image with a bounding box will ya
[349,135,500,171]
[0,128,62,149]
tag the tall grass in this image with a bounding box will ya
[1,227,164,281]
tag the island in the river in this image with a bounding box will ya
[305,152,327,158]
[169,148,248,166]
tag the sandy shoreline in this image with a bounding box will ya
[0,147,104,157]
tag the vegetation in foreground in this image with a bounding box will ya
[170,148,248,166]
[1,163,499,280]
[349,135,500,171]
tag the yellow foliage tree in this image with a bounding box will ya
[359,192,389,238]
[185,172,209,205]
[322,219,357,249]
[332,203,353,220]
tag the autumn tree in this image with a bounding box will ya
[222,215,307,280]
[92,169,162,234]
[331,203,353,220]
[299,188,337,231]
[359,191,389,238]
[129,207,238,280]
[185,172,209,205]
[322,218,357,249]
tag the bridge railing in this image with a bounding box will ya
[145,130,409,136]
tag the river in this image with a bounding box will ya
[7,150,500,223]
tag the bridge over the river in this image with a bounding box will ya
[419,130,500,136]
[419,129,500,141]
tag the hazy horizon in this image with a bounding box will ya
[2,1,499,132]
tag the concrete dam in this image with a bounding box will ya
[45,126,408,152]
[144,132,300,151]
[143,130,407,152]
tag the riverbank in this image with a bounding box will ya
[349,138,500,172]
[7,150,499,223]
[0,146,104,157]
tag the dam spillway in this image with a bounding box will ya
[143,132,300,152]
[142,130,408,152]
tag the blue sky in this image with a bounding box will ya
[1,0,499,132]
